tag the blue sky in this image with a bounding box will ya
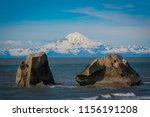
[0,0,150,48]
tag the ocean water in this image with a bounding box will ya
[0,57,150,100]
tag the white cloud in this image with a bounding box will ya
[0,40,40,49]
[9,48,35,56]
[67,7,150,24]
[0,40,22,45]
[102,4,135,10]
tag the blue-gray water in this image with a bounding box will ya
[0,57,150,100]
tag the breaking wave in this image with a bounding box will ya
[111,92,135,97]
[82,96,99,100]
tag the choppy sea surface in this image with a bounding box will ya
[0,57,150,100]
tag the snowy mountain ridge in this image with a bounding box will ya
[0,32,150,57]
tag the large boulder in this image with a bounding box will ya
[16,52,54,87]
[75,54,141,87]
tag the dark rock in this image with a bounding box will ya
[16,52,54,87]
[75,54,141,87]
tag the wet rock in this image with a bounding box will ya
[76,54,141,87]
[16,52,54,87]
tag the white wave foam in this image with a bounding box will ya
[82,96,99,100]
[48,85,55,88]
[133,96,150,100]
[112,92,135,97]
[57,85,76,88]
[121,96,150,100]
[101,94,112,99]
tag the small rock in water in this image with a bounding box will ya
[75,54,141,87]
[16,52,54,87]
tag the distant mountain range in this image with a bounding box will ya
[0,32,150,57]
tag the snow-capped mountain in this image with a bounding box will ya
[41,32,104,54]
[0,32,150,57]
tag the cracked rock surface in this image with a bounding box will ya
[76,54,141,87]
